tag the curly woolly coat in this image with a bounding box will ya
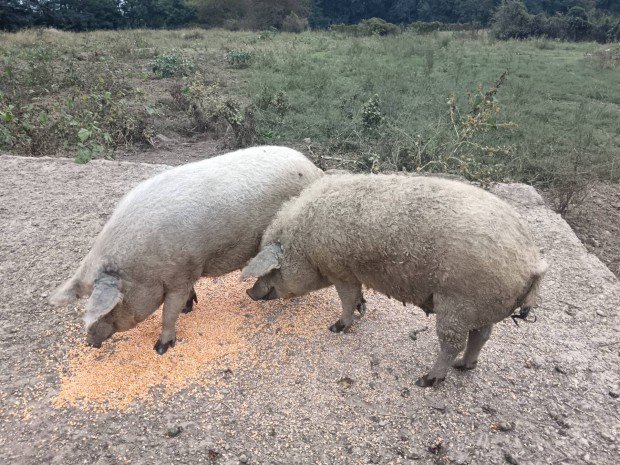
[243,174,547,386]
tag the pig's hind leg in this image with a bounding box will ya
[415,295,468,387]
[181,287,198,314]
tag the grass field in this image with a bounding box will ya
[1,27,618,186]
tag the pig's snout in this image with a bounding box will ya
[246,281,277,301]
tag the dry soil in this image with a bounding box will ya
[0,153,619,465]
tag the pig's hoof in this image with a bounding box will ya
[181,303,193,314]
[154,338,176,355]
[182,290,198,314]
[453,359,477,371]
[356,299,367,316]
[329,321,346,333]
[87,341,102,349]
[415,374,444,388]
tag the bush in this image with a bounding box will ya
[175,73,255,148]
[225,49,254,68]
[331,18,400,37]
[361,94,383,131]
[281,12,308,33]
[491,1,532,40]
[491,0,620,42]
[150,52,194,78]
[357,18,400,36]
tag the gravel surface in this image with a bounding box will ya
[0,155,619,465]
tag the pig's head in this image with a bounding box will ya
[83,272,137,348]
[241,241,328,301]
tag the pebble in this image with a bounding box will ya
[578,437,590,448]
[504,451,519,465]
[337,377,354,388]
[596,310,606,317]
[426,398,446,412]
[428,437,443,454]
[609,391,619,399]
[600,432,615,443]
[165,425,183,438]
[497,421,514,432]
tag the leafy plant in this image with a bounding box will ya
[361,95,383,132]
[150,52,194,78]
[225,50,253,68]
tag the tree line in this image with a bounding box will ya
[1,0,619,36]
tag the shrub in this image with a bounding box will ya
[361,95,383,131]
[281,13,308,33]
[150,52,194,78]
[491,1,532,40]
[331,18,400,37]
[175,73,255,148]
[357,18,400,36]
[225,49,253,68]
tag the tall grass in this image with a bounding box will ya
[0,28,618,184]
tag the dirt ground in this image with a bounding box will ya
[0,149,619,465]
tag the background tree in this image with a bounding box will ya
[0,0,38,31]
[123,0,196,29]
[491,0,533,38]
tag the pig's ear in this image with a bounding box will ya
[83,273,123,327]
[241,242,282,279]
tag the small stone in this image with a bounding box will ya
[609,391,619,399]
[239,454,248,464]
[600,432,615,443]
[497,421,514,432]
[165,425,183,438]
[596,310,606,317]
[469,407,482,414]
[409,330,418,341]
[399,429,411,441]
[401,387,411,398]
[503,451,519,465]
[337,377,354,388]
[428,437,443,454]
[524,356,543,369]
[554,365,567,374]
[482,405,496,414]
[426,398,446,412]
[403,448,423,460]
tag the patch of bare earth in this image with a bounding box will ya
[0,155,618,465]
[549,182,620,279]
